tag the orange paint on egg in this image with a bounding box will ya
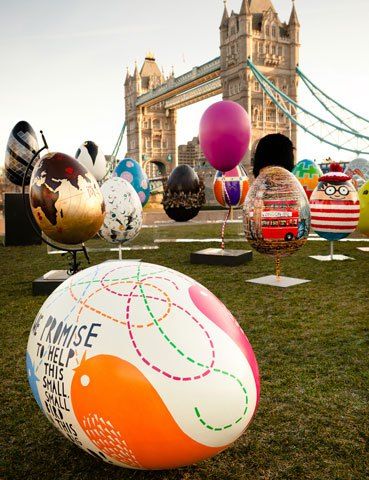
[71,354,225,469]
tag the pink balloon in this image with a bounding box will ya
[199,100,251,172]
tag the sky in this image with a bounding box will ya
[1,0,369,167]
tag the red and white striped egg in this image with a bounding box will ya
[310,179,360,241]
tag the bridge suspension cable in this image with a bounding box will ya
[296,66,369,136]
[247,59,369,156]
[105,121,127,177]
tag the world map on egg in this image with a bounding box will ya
[26,261,259,470]
[30,152,105,245]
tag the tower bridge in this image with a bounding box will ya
[124,0,300,176]
[136,57,221,109]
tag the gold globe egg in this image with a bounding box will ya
[29,152,105,245]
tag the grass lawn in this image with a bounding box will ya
[1,228,368,480]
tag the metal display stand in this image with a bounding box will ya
[46,219,158,260]
[20,131,91,295]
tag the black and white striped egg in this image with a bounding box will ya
[75,141,106,181]
[5,120,40,186]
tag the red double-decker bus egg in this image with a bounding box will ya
[243,166,310,257]
[261,209,299,241]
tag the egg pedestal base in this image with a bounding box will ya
[32,270,70,295]
[246,275,310,288]
[309,241,354,261]
[309,254,354,261]
[190,248,253,266]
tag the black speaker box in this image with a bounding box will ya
[3,193,42,246]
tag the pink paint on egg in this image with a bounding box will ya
[189,285,260,402]
[122,172,133,183]
[225,167,239,176]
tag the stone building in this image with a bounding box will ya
[178,137,206,168]
[124,0,300,175]
[124,54,177,178]
[220,0,300,161]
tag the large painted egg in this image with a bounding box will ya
[75,141,107,181]
[243,166,310,256]
[26,260,260,470]
[162,165,205,222]
[344,157,369,190]
[29,152,105,245]
[358,180,369,237]
[113,158,150,207]
[292,159,323,200]
[213,165,249,207]
[5,120,40,186]
[310,163,360,241]
[99,177,143,244]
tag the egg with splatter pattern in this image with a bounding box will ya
[113,158,150,207]
[99,177,142,244]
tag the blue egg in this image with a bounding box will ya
[313,231,348,242]
[113,158,150,207]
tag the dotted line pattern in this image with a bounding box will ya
[44,264,168,301]
[134,263,249,432]
[126,281,214,381]
[69,280,171,328]
[33,263,250,434]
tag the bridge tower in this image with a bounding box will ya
[124,53,177,176]
[220,0,300,168]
